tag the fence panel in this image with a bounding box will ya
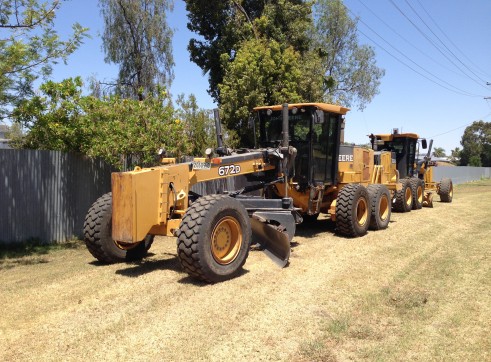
[432,166,491,185]
[0,150,112,244]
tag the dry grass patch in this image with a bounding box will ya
[0,180,490,361]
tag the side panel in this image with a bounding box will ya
[112,169,161,242]
[338,146,374,184]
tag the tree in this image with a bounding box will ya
[312,0,384,110]
[186,0,384,145]
[219,38,305,145]
[184,0,311,103]
[100,0,174,100]
[460,121,491,167]
[12,78,191,169]
[0,0,88,121]
[432,147,446,157]
[449,147,461,165]
[175,94,217,156]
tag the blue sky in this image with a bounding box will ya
[49,0,491,154]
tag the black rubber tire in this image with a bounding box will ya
[83,193,154,263]
[176,194,251,283]
[301,213,319,223]
[367,184,391,230]
[409,177,425,210]
[393,179,412,213]
[335,184,371,237]
[439,178,453,202]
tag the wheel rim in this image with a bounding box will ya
[379,194,389,221]
[405,186,412,207]
[211,216,242,265]
[417,185,423,203]
[356,198,368,226]
[449,184,453,198]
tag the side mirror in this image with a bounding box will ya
[421,139,427,149]
[314,110,325,124]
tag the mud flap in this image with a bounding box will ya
[250,211,295,267]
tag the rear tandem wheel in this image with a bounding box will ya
[367,184,391,230]
[393,178,412,213]
[335,184,371,237]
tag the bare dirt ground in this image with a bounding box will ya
[1,180,490,361]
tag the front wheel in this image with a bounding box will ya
[83,193,154,263]
[410,177,425,210]
[176,194,251,283]
[336,184,371,237]
[439,178,453,202]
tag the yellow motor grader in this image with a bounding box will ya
[84,103,401,282]
[369,131,453,208]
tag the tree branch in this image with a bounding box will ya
[232,1,258,39]
[1,0,59,29]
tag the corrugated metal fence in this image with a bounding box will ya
[0,150,113,244]
[433,166,491,185]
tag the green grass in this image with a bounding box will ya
[0,239,82,261]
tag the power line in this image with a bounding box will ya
[347,7,485,97]
[414,0,491,80]
[429,112,491,139]
[389,0,489,90]
[404,0,489,88]
[354,0,466,80]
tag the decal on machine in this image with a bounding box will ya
[338,154,354,162]
[218,164,241,176]
[192,161,211,170]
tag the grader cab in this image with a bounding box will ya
[369,131,453,208]
[84,103,401,283]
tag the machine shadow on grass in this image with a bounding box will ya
[108,252,180,278]
[294,218,337,238]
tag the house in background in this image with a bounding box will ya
[0,124,12,149]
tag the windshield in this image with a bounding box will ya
[256,107,340,184]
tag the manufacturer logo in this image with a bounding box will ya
[338,154,354,162]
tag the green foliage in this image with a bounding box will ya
[459,121,491,166]
[175,94,214,156]
[100,0,174,100]
[174,94,239,154]
[0,0,88,120]
[12,78,191,169]
[432,147,446,158]
[219,38,305,145]
[468,155,482,167]
[185,0,311,103]
[449,147,461,165]
[313,0,384,110]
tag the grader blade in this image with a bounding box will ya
[250,214,292,267]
